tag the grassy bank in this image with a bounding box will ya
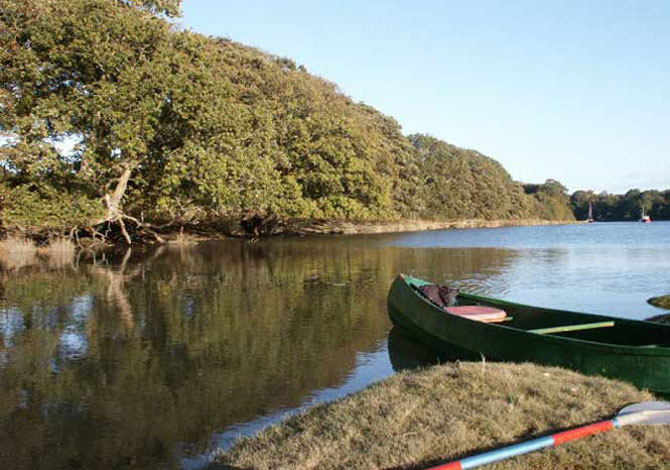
[648,296,670,310]
[215,362,670,470]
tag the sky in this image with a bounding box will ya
[180,0,670,193]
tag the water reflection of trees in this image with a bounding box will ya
[0,238,517,470]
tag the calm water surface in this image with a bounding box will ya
[1,222,669,469]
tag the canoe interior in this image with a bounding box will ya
[404,275,670,349]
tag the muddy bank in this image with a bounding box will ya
[285,218,581,235]
[155,217,582,242]
[0,218,581,250]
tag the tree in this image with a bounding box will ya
[407,135,537,220]
[570,190,596,221]
[1,0,184,241]
[1,0,581,244]
[569,189,670,221]
[523,179,574,221]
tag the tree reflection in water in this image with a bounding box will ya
[0,237,516,469]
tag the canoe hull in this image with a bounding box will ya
[388,275,670,395]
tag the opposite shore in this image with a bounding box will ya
[280,217,583,236]
[1,218,584,251]
[158,217,583,244]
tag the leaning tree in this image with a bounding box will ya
[0,0,184,242]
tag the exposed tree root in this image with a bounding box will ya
[240,210,281,242]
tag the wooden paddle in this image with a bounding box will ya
[424,401,670,470]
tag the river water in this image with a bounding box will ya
[1,222,669,469]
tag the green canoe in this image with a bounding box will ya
[388,274,670,395]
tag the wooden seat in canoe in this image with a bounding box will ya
[445,305,507,323]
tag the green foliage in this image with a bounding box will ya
[1,183,104,233]
[524,179,575,221]
[1,0,183,232]
[571,189,670,221]
[570,190,595,220]
[406,135,537,220]
[118,0,182,16]
[1,0,576,240]
[133,37,412,221]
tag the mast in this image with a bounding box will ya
[640,201,651,222]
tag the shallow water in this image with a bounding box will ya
[1,222,668,469]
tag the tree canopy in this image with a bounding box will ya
[523,179,575,221]
[406,135,538,220]
[1,0,575,243]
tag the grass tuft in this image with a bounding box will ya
[0,236,38,270]
[215,362,670,470]
[0,236,37,254]
[39,237,76,269]
[0,236,77,270]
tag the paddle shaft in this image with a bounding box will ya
[425,418,619,470]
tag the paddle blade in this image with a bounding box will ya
[616,401,670,426]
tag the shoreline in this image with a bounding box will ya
[160,217,583,243]
[0,218,582,252]
[281,217,582,236]
[214,362,669,470]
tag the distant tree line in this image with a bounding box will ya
[571,189,670,221]
[1,0,574,243]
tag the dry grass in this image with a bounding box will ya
[0,236,38,270]
[0,236,37,255]
[0,236,76,270]
[39,237,76,269]
[215,362,670,470]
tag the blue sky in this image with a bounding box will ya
[180,0,670,193]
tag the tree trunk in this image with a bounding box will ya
[91,165,164,244]
[107,166,133,218]
[91,166,134,243]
